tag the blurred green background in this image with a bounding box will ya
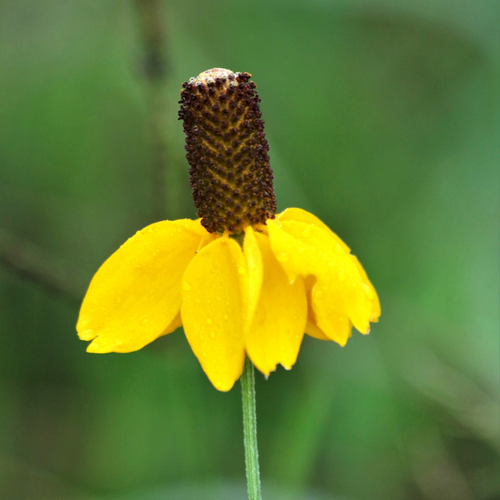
[0,1,498,499]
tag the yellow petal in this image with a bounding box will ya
[181,237,246,392]
[78,219,204,353]
[198,229,219,251]
[350,254,381,322]
[279,210,379,324]
[277,207,350,253]
[159,310,182,338]
[243,226,264,334]
[305,319,331,341]
[303,276,335,341]
[305,276,353,346]
[246,232,307,376]
[267,219,372,343]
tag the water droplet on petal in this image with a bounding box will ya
[200,334,204,340]
[182,282,191,292]
[338,271,346,281]
[202,352,207,357]
[206,318,212,325]
[142,318,149,324]
[276,252,289,262]
[335,244,342,254]
[362,283,374,299]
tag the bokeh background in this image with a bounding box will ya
[0,1,498,499]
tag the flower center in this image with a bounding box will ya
[179,68,277,234]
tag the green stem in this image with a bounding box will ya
[240,357,263,500]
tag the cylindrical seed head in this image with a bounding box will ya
[178,68,277,234]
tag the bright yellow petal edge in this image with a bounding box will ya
[77,209,380,391]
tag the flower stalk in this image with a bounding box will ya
[240,357,262,500]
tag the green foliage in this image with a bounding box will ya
[0,1,498,499]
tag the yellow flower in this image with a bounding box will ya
[76,69,380,392]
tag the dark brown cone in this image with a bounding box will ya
[178,68,277,234]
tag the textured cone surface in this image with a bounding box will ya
[179,68,277,233]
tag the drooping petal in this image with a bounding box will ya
[303,276,335,341]
[198,230,219,251]
[181,236,246,392]
[246,232,307,376]
[267,219,372,344]
[243,226,264,334]
[303,275,353,344]
[350,254,381,322]
[160,310,183,338]
[78,219,205,353]
[279,208,380,324]
[277,207,350,253]
[310,288,354,346]
[305,319,331,341]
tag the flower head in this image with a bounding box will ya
[77,68,380,391]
